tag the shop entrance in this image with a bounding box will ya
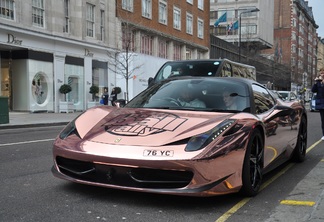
[0,57,11,110]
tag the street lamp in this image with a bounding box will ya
[239,8,260,62]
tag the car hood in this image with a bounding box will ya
[74,107,235,146]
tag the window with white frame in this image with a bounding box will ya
[226,9,235,20]
[198,0,204,10]
[298,36,304,47]
[122,0,133,11]
[173,7,181,30]
[63,0,69,33]
[186,0,193,4]
[197,51,203,59]
[0,0,14,20]
[140,33,153,55]
[142,0,152,19]
[291,57,296,66]
[197,18,204,39]
[186,13,193,35]
[241,24,257,35]
[32,0,44,27]
[298,48,303,58]
[100,10,105,41]
[173,43,181,60]
[186,49,192,60]
[158,38,168,59]
[86,3,95,37]
[159,0,167,25]
[298,60,303,69]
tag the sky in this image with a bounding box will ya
[307,0,324,38]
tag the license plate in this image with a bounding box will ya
[143,149,174,157]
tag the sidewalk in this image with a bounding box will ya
[0,111,323,221]
[0,111,80,129]
[265,159,324,222]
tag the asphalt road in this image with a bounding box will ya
[0,111,323,222]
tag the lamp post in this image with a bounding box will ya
[239,8,260,62]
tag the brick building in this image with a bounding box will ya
[262,0,319,93]
[116,0,210,60]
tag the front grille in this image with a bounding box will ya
[56,156,193,189]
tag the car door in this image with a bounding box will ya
[252,84,296,168]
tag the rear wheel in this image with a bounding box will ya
[292,116,307,162]
[240,130,264,197]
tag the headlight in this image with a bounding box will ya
[185,119,235,152]
[59,119,80,139]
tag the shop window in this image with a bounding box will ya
[31,72,48,104]
[67,76,79,103]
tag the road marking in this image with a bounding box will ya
[280,200,315,206]
[215,198,251,222]
[0,138,54,147]
[306,140,321,153]
[215,141,320,222]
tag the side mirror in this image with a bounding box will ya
[274,105,294,116]
[148,77,154,87]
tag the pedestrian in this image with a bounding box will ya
[102,87,109,105]
[312,67,324,140]
[110,87,117,106]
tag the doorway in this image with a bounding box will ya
[0,57,11,110]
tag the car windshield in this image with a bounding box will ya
[155,60,222,82]
[270,90,284,100]
[126,78,250,113]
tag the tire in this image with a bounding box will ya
[240,130,264,197]
[292,116,307,162]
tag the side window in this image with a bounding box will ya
[252,84,275,114]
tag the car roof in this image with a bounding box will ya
[163,76,258,85]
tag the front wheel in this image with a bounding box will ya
[292,116,307,162]
[240,130,264,197]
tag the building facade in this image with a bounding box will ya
[317,38,324,72]
[0,0,210,113]
[262,0,318,94]
[114,0,210,99]
[210,0,274,52]
[0,0,118,113]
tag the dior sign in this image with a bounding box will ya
[7,34,22,45]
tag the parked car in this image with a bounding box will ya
[270,90,285,100]
[148,58,256,87]
[310,93,317,112]
[52,77,307,197]
[277,91,298,101]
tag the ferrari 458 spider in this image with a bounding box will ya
[52,77,307,197]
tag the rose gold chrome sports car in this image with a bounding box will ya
[52,77,307,197]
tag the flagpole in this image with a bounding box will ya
[239,8,260,62]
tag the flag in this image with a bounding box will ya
[214,12,227,27]
[227,23,233,32]
[227,22,233,35]
[232,20,239,30]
